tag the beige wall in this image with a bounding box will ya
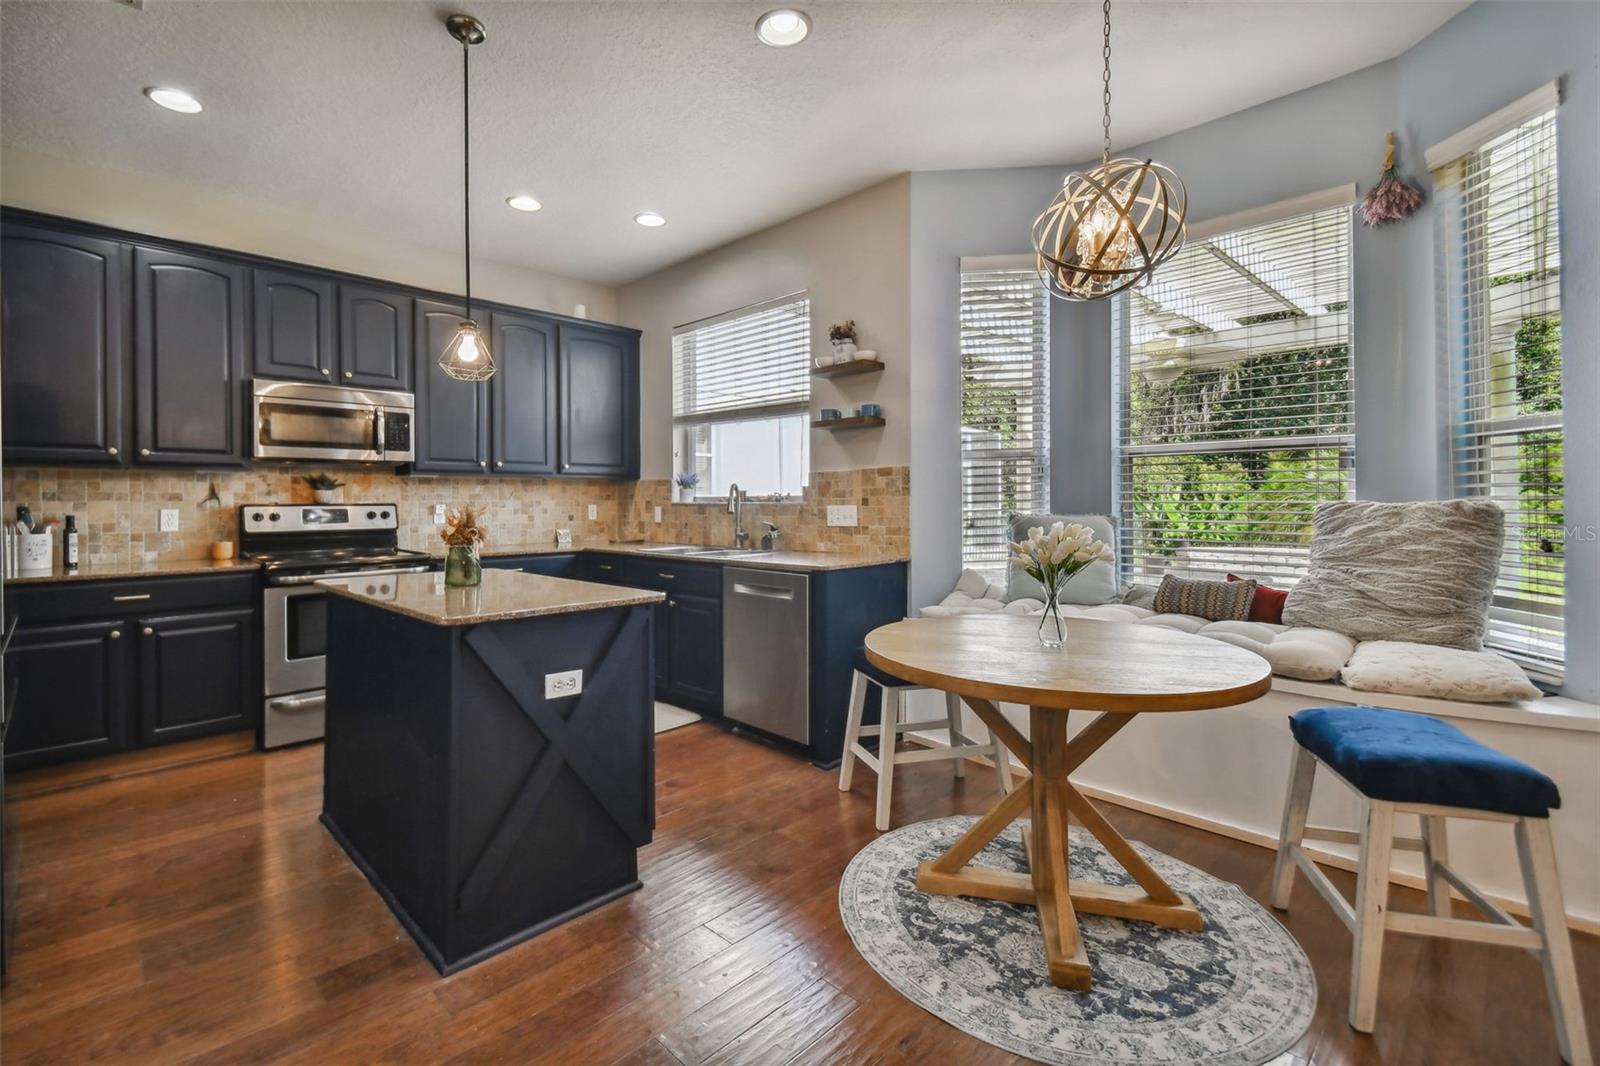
[617,174,910,480]
[0,145,618,322]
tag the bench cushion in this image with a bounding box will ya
[1340,640,1542,703]
[1289,706,1560,816]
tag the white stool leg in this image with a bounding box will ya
[874,688,903,831]
[1420,814,1452,917]
[1349,798,1394,1033]
[1270,745,1316,909]
[943,691,966,779]
[1516,816,1593,1066]
[838,670,868,792]
[988,718,1013,795]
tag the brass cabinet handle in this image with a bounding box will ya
[139,448,151,457]
[344,371,353,379]
[142,627,154,637]
[496,460,504,468]
[321,367,331,376]
[112,593,152,602]
[110,630,122,640]
[107,446,119,456]
[479,460,487,468]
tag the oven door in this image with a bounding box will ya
[263,582,332,697]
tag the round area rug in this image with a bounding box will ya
[839,816,1315,1066]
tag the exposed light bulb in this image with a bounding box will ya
[458,333,480,361]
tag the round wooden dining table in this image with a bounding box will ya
[865,613,1272,991]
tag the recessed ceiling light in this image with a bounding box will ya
[755,8,810,47]
[506,195,543,212]
[144,87,202,114]
[634,211,667,228]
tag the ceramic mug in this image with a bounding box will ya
[857,403,882,418]
[819,408,842,421]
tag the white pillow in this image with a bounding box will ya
[1340,640,1541,703]
[1199,623,1355,681]
[1004,513,1121,606]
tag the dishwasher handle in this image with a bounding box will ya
[731,581,796,601]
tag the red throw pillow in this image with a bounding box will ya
[1228,573,1287,624]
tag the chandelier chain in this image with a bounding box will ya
[1101,0,1112,167]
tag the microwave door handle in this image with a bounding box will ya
[374,407,385,458]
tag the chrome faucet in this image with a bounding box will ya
[727,483,749,548]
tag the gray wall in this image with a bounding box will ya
[908,2,1599,700]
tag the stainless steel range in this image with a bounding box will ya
[242,503,433,748]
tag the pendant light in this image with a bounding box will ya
[1031,0,1187,301]
[439,14,495,382]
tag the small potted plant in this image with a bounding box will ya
[1010,522,1114,649]
[303,473,345,504]
[673,471,700,503]
[829,320,858,362]
[441,505,487,587]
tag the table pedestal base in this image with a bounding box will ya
[913,702,1203,990]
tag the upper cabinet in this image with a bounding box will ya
[252,267,336,383]
[413,299,488,474]
[490,310,558,475]
[0,224,128,464]
[133,246,249,467]
[339,284,412,391]
[559,325,639,478]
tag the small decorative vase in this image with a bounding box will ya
[313,488,340,504]
[831,339,857,361]
[444,543,482,588]
[1038,586,1068,649]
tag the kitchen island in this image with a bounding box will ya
[320,569,664,974]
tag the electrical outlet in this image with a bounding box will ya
[544,669,583,699]
[826,505,858,528]
[587,503,599,521]
[654,506,663,524]
[159,508,180,532]
[434,504,446,525]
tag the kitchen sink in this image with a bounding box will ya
[688,549,774,558]
[636,545,707,555]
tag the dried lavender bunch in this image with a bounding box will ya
[1362,131,1424,227]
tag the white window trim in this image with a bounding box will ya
[1425,80,1561,171]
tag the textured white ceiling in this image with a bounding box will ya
[0,1,1464,286]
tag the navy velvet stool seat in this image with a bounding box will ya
[1272,705,1590,1065]
[838,645,1011,831]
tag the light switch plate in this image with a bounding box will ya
[654,506,663,524]
[826,505,858,528]
[433,504,446,525]
[159,508,180,532]
[587,503,599,521]
[544,669,583,699]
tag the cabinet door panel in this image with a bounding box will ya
[252,268,335,383]
[413,299,488,474]
[133,247,247,466]
[558,326,638,478]
[1,224,128,464]
[667,591,721,709]
[3,620,131,769]
[490,310,558,475]
[138,607,257,745]
[340,284,412,390]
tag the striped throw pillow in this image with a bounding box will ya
[1153,574,1257,621]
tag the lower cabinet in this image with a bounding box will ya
[3,575,260,770]
[584,555,722,714]
[137,607,258,744]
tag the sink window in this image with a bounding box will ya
[672,292,810,499]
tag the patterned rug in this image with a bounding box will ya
[839,816,1316,1066]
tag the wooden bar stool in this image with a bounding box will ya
[1272,706,1591,1065]
[838,648,1012,831]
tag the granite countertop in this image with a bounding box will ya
[6,558,262,585]
[324,568,665,627]
[419,540,910,574]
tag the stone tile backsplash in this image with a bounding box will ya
[2,464,910,568]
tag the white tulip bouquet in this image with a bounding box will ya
[1011,521,1115,647]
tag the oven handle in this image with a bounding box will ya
[267,692,326,712]
[269,564,433,586]
[375,406,386,458]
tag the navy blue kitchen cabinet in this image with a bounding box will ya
[0,223,129,464]
[490,310,559,475]
[413,298,489,474]
[1,620,132,769]
[585,555,721,714]
[559,326,639,478]
[137,605,258,744]
[339,284,412,391]
[252,267,336,383]
[133,245,249,467]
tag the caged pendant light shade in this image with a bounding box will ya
[439,14,496,382]
[1032,0,1187,301]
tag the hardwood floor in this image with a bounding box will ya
[2,723,1594,1064]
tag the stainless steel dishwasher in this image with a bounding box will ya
[722,566,810,743]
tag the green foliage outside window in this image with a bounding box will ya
[1511,312,1563,598]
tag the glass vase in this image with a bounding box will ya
[1038,587,1068,649]
[444,543,482,588]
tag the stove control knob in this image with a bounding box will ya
[269,512,281,522]
[251,512,264,523]
[367,511,377,520]
[380,510,391,519]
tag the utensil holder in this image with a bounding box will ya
[19,532,53,573]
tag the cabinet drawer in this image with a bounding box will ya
[618,557,721,598]
[9,572,259,625]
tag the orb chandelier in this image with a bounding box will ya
[1032,0,1187,301]
[439,13,495,382]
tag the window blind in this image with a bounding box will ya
[672,293,810,425]
[1113,205,1354,587]
[1433,109,1564,678]
[959,266,1050,567]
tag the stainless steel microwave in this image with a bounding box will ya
[252,380,415,463]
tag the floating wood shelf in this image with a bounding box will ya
[812,416,886,430]
[812,360,885,379]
